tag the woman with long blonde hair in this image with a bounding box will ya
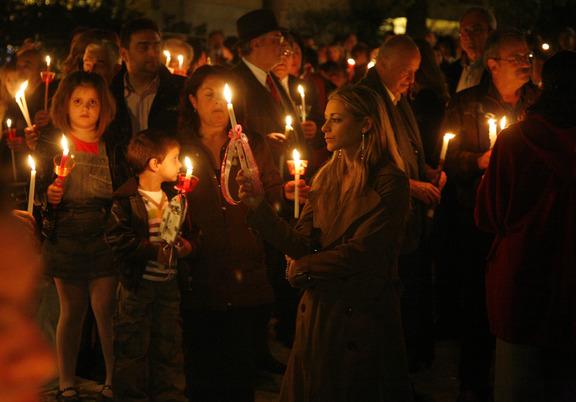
[237,85,414,402]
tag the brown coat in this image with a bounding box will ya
[247,163,414,402]
[180,135,284,310]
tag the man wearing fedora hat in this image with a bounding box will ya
[232,9,304,146]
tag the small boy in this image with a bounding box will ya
[106,129,195,402]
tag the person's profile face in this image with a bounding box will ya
[322,98,365,154]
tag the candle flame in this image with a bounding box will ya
[61,135,69,156]
[6,118,12,128]
[292,149,301,162]
[542,43,550,51]
[499,116,507,130]
[177,54,184,68]
[16,80,29,99]
[443,132,455,141]
[184,156,193,176]
[488,118,496,128]
[28,154,36,171]
[297,85,305,97]
[347,58,356,66]
[46,55,51,67]
[367,60,376,69]
[224,84,232,104]
[285,115,293,128]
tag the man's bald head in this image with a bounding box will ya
[375,35,421,99]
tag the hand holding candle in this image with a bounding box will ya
[297,85,306,122]
[224,84,238,128]
[27,155,36,213]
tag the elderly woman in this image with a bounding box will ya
[237,85,414,402]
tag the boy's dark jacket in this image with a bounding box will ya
[106,176,199,290]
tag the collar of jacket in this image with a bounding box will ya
[113,176,178,199]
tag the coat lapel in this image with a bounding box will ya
[310,188,381,248]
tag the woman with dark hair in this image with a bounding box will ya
[475,51,576,402]
[178,65,284,402]
[237,85,414,402]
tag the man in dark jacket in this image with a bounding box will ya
[360,35,447,373]
[108,18,185,168]
[442,30,540,402]
[443,7,496,96]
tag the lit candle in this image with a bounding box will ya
[163,50,171,67]
[285,115,293,138]
[439,133,455,162]
[292,149,301,219]
[177,54,184,72]
[347,58,356,78]
[15,81,33,127]
[184,156,193,178]
[488,118,497,148]
[58,135,70,179]
[367,59,376,69]
[27,155,36,213]
[223,84,237,127]
[7,119,17,181]
[297,85,306,122]
[42,55,55,112]
[499,116,507,132]
[542,43,550,51]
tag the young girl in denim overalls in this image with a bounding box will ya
[42,71,120,401]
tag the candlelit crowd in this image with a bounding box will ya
[0,6,574,402]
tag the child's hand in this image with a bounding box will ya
[175,237,192,258]
[157,243,172,265]
[47,183,63,205]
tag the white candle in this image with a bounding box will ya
[488,118,497,148]
[46,55,51,71]
[184,156,193,178]
[7,119,17,181]
[297,85,306,122]
[163,50,171,67]
[15,81,33,127]
[177,54,184,71]
[499,116,507,132]
[285,115,293,138]
[439,133,455,162]
[27,155,36,213]
[292,149,301,219]
[223,84,238,127]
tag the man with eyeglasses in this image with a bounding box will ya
[440,30,540,402]
[443,7,496,95]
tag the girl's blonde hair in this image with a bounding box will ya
[312,85,404,207]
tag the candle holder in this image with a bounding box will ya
[5,128,22,146]
[40,71,56,84]
[286,159,308,176]
[175,173,199,194]
[53,154,76,178]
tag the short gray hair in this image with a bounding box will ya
[483,30,527,67]
[377,35,419,63]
